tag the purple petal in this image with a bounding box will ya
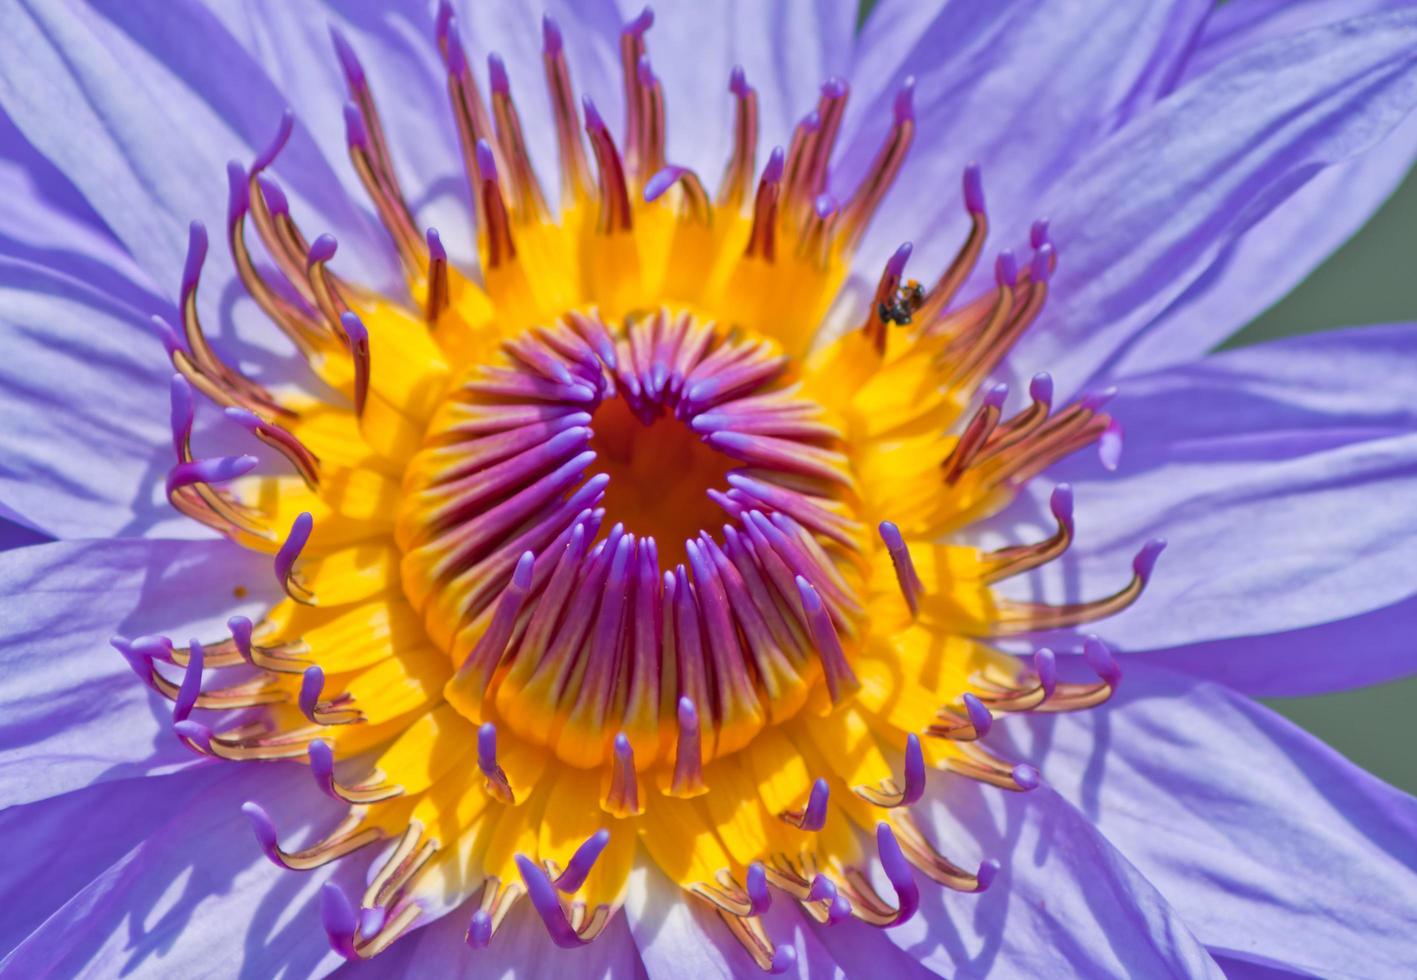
[1113,100,1417,373]
[0,538,272,806]
[0,1,397,314]
[895,780,1223,976]
[624,863,845,977]
[845,0,1210,281]
[1007,8,1417,397]
[1018,324,1417,655]
[997,661,1417,977]
[333,897,645,979]
[1150,591,1417,697]
[0,760,351,977]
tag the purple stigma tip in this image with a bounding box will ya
[984,382,1009,409]
[513,550,535,590]
[542,14,563,55]
[1031,242,1055,283]
[307,233,338,269]
[963,162,985,215]
[299,665,325,722]
[885,241,912,278]
[894,76,916,124]
[1080,386,1118,412]
[994,250,1018,288]
[149,315,184,357]
[1049,483,1074,526]
[329,26,365,89]
[343,102,369,150]
[770,945,797,974]
[1083,635,1121,686]
[226,161,249,224]
[182,221,208,297]
[1029,372,1054,407]
[962,692,993,737]
[556,829,611,893]
[170,374,194,456]
[1031,218,1051,249]
[801,777,829,831]
[763,146,785,184]
[252,109,294,174]
[228,616,254,661]
[1099,418,1123,471]
[1133,539,1166,584]
[308,738,336,788]
[582,95,605,133]
[446,27,468,76]
[241,801,281,865]
[477,722,498,772]
[746,862,772,915]
[677,695,698,728]
[426,227,446,261]
[275,511,313,586]
[976,860,1000,892]
[474,140,500,183]
[467,909,493,948]
[729,65,748,97]
[1034,648,1058,698]
[822,76,848,99]
[360,907,387,938]
[435,0,454,44]
[321,883,359,960]
[624,6,654,37]
[875,823,920,926]
[807,873,836,904]
[173,639,203,722]
[257,175,290,216]
[814,193,838,218]
[643,166,683,203]
[488,53,510,95]
[340,311,368,345]
[1012,764,1041,791]
[902,733,926,805]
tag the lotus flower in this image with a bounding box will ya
[2,2,1416,977]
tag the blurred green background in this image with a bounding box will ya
[1229,170,1417,794]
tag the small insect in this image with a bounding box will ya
[877,279,926,326]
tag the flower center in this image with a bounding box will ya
[397,309,863,772]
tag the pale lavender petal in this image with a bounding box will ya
[1006,9,1417,398]
[0,538,272,806]
[0,263,205,539]
[0,0,397,312]
[843,0,1210,278]
[1148,592,1417,697]
[996,662,1417,977]
[896,781,1223,977]
[1177,0,1413,86]
[1112,110,1417,375]
[0,767,226,955]
[630,0,857,179]
[0,760,352,978]
[1011,324,1417,654]
[335,901,645,979]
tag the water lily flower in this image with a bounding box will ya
[2,2,1417,977]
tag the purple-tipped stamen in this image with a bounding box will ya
[1034,648,1058,699]
[875,823,920,926]
[321,882,360,960]
[962,692,994,737]
[963,162,985,216]
[299,665,326,724]
[252,108,294,174]
[172,638,204,723]
[553,829,611,893]
[466,908,493,948]
[901,733,926,806]
[746,862,771,915]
